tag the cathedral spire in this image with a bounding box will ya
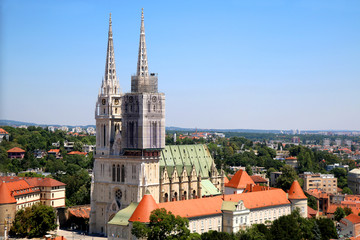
[136,8,149,78]
[103,13,120,95]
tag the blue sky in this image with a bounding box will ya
[1,0,359,130]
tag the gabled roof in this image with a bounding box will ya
[128,192,159,223]
[0,128,9,134]
[288,180,307,200]
[225,169,255,189]
[285,156,297,160]
[201,179,221,196]
[7,147,25,153]
[48,149,60,153]
[250,175,268,183]
[0,182,16,204]
[0,176,66,187]
[345,214,360,224]
[68,206,90,219]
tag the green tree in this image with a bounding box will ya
[275,165,299,191]
[131,208,190,240]
[10,204,57,238]
[342,187,353,195]
[315,217,338,240]
[307,195,318,211]
[200,230,235,240]
[334,207,345,221]
[344,206,353,216]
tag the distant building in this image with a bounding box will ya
[270,172,282,187]
[292,136,300,144]
[7,147,25,159]
[68,151,88,157]
[64,141,74,152]
[348,169,360,194]
[300,172,337,194]
[339,214,360,238]
[345,139,352,147]
[48,126,56,132]
[59,126,69,132]
[48,149,62,159]
[326,163,349,172]
[214,132,225,138]
[323,138,331,146]
[335,138,342,146]
[0,128,9,143]
[86,127,96,135]
[33,149,47,159]
[83,144,96,153]
[285,156,298,169]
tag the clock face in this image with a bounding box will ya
[114,99,119,105]
[102,99,106,105]
[152,96,157,102]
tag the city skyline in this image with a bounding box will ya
[1,0,359,130]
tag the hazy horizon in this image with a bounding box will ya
[1,1,359,130]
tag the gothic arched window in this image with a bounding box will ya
[117,164,120,182]
[121,165,125,182]
[112,164,116,182]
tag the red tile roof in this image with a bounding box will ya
[0,182,16,204]
[224,189,290,209]
[0,128,9,134]
[7,147,25,153]
[69,206,90,219]
[308,206,317,218]
[225,170,255,189]
[0,176,65,188]
[68,151,87,156]
[345,214,360,224]
[250,175,268,183]
[159,196,223,218]
[288,180,307,200]
[129,193,159,223]
[286,156,297,160]
[48,149,60,153]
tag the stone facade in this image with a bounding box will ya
[89,11,224,236]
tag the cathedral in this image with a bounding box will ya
[89,10,224,235]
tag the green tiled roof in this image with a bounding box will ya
[160,144,214,178]
[201,179,221,196]
[108,203,139,226]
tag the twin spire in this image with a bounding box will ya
[101,13,120,95]
[100,9,151,96]
[136,8,149,78]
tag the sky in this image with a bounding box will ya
[1,0,359,130]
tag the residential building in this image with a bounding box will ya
[339,214,360,238]
[64,141,74,152]
[326,163,349,172]
[285,156,298,169]
[34,149,47,159]
[0,176,66,235]
[48,149,62,159]
[348,169,360,194]
[0,128,9,143]
[300,172,337,194]
[7,147,25,159]
[270,172,282,187]
[83,144,96,153]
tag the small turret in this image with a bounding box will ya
[288,180,308,218]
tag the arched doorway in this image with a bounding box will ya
[164,193,168,202]
[183,191,187,200]
[193,190,196,199]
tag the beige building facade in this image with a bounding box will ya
[300,172,337,194]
